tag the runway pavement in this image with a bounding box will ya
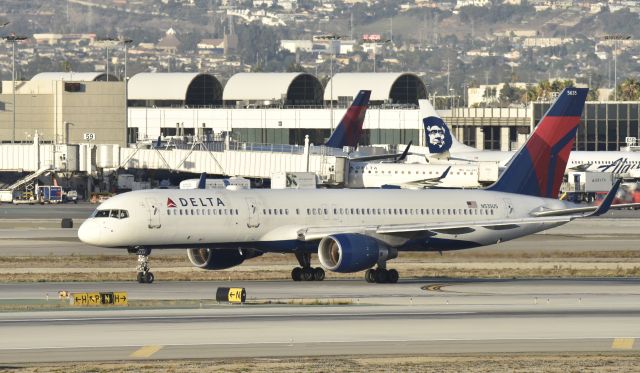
[0,278,638,363]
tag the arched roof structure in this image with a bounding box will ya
[128,72,222,106]
[323,73,427,105]
[223,73,323,106]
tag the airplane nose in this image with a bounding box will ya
[78,220,101,246]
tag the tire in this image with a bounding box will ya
[291,267,302,281]
[137,272,145,283]
[387,269,399,284]
[375,269,388,283]
[145,272,154,284]
[302,268,314,281]
[365,269,376,283]
[313,267,325,281]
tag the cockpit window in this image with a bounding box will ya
[93,209,129,219]
[94,210,110,218]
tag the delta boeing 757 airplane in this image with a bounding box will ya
[78,88,629,284]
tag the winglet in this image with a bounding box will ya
[197,172,207,189]
[155,136,162,148]
[396,141,412,162]
[439,166,451,180]
[590,179,621,216]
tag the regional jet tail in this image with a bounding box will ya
[79,88,637,285]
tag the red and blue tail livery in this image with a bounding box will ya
[488,88,588,198]
[325,90,371,148]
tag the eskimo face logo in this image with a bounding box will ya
[423,117,452,153]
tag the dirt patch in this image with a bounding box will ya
[0,251,639,282]
[5,353,640,372]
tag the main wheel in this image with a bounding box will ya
[302,267,314,281]
[375,269,388,283]
[137,272,145,283]
[365,269,376,283]
[313,267,325,281]
[387,269,399,284]
[291,267,302,281]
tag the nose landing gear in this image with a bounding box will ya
[129,247,154,284]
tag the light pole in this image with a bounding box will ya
[123,38,133,146]
[604,34,631,101]
[3,32,28,143]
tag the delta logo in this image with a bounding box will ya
[167,198,177,208]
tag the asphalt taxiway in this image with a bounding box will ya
[0,278,638,363]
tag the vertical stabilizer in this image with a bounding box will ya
[487,88,588,198]
[419,99,475,153]
[325,90,371,148]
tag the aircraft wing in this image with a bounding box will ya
[380,167,451,189]
[568,163,592,171]
[349,142,413,163]
[297,215,575,241]
[298,180,629,241]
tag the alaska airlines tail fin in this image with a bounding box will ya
[487,88,588,198]
[325,90,371,148]
[419,99,475,154]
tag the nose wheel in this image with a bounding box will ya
[130,247,154,284]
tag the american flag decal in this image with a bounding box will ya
[466,201,477,208]
[167,198,177,208]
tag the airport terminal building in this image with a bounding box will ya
[0,72,637,152]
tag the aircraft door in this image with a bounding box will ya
[503,198,514,217]
[245,198,260,228]
[145,198,161,228]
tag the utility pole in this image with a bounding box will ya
[604,34,631,101]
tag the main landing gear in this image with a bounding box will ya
[291,252,325,281]
[365,262,399,284]
[129,247,154,284]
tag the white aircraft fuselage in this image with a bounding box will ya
[345,162,482,189]
[79,188,568,251]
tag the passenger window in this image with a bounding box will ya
[296,209,300,215]
[280,209,284,215]
[324,209,328,215]
[167,210,171,216]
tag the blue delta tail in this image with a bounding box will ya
[487,88,588,198]
[197,172,207,189]
[325,90,371,148]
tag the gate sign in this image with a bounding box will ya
[83,132,96,141]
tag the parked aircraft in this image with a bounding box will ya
[418,99,640,177]
[79,88,631,284]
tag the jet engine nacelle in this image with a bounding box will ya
[187,248,262,270]
[318,233,397,273]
